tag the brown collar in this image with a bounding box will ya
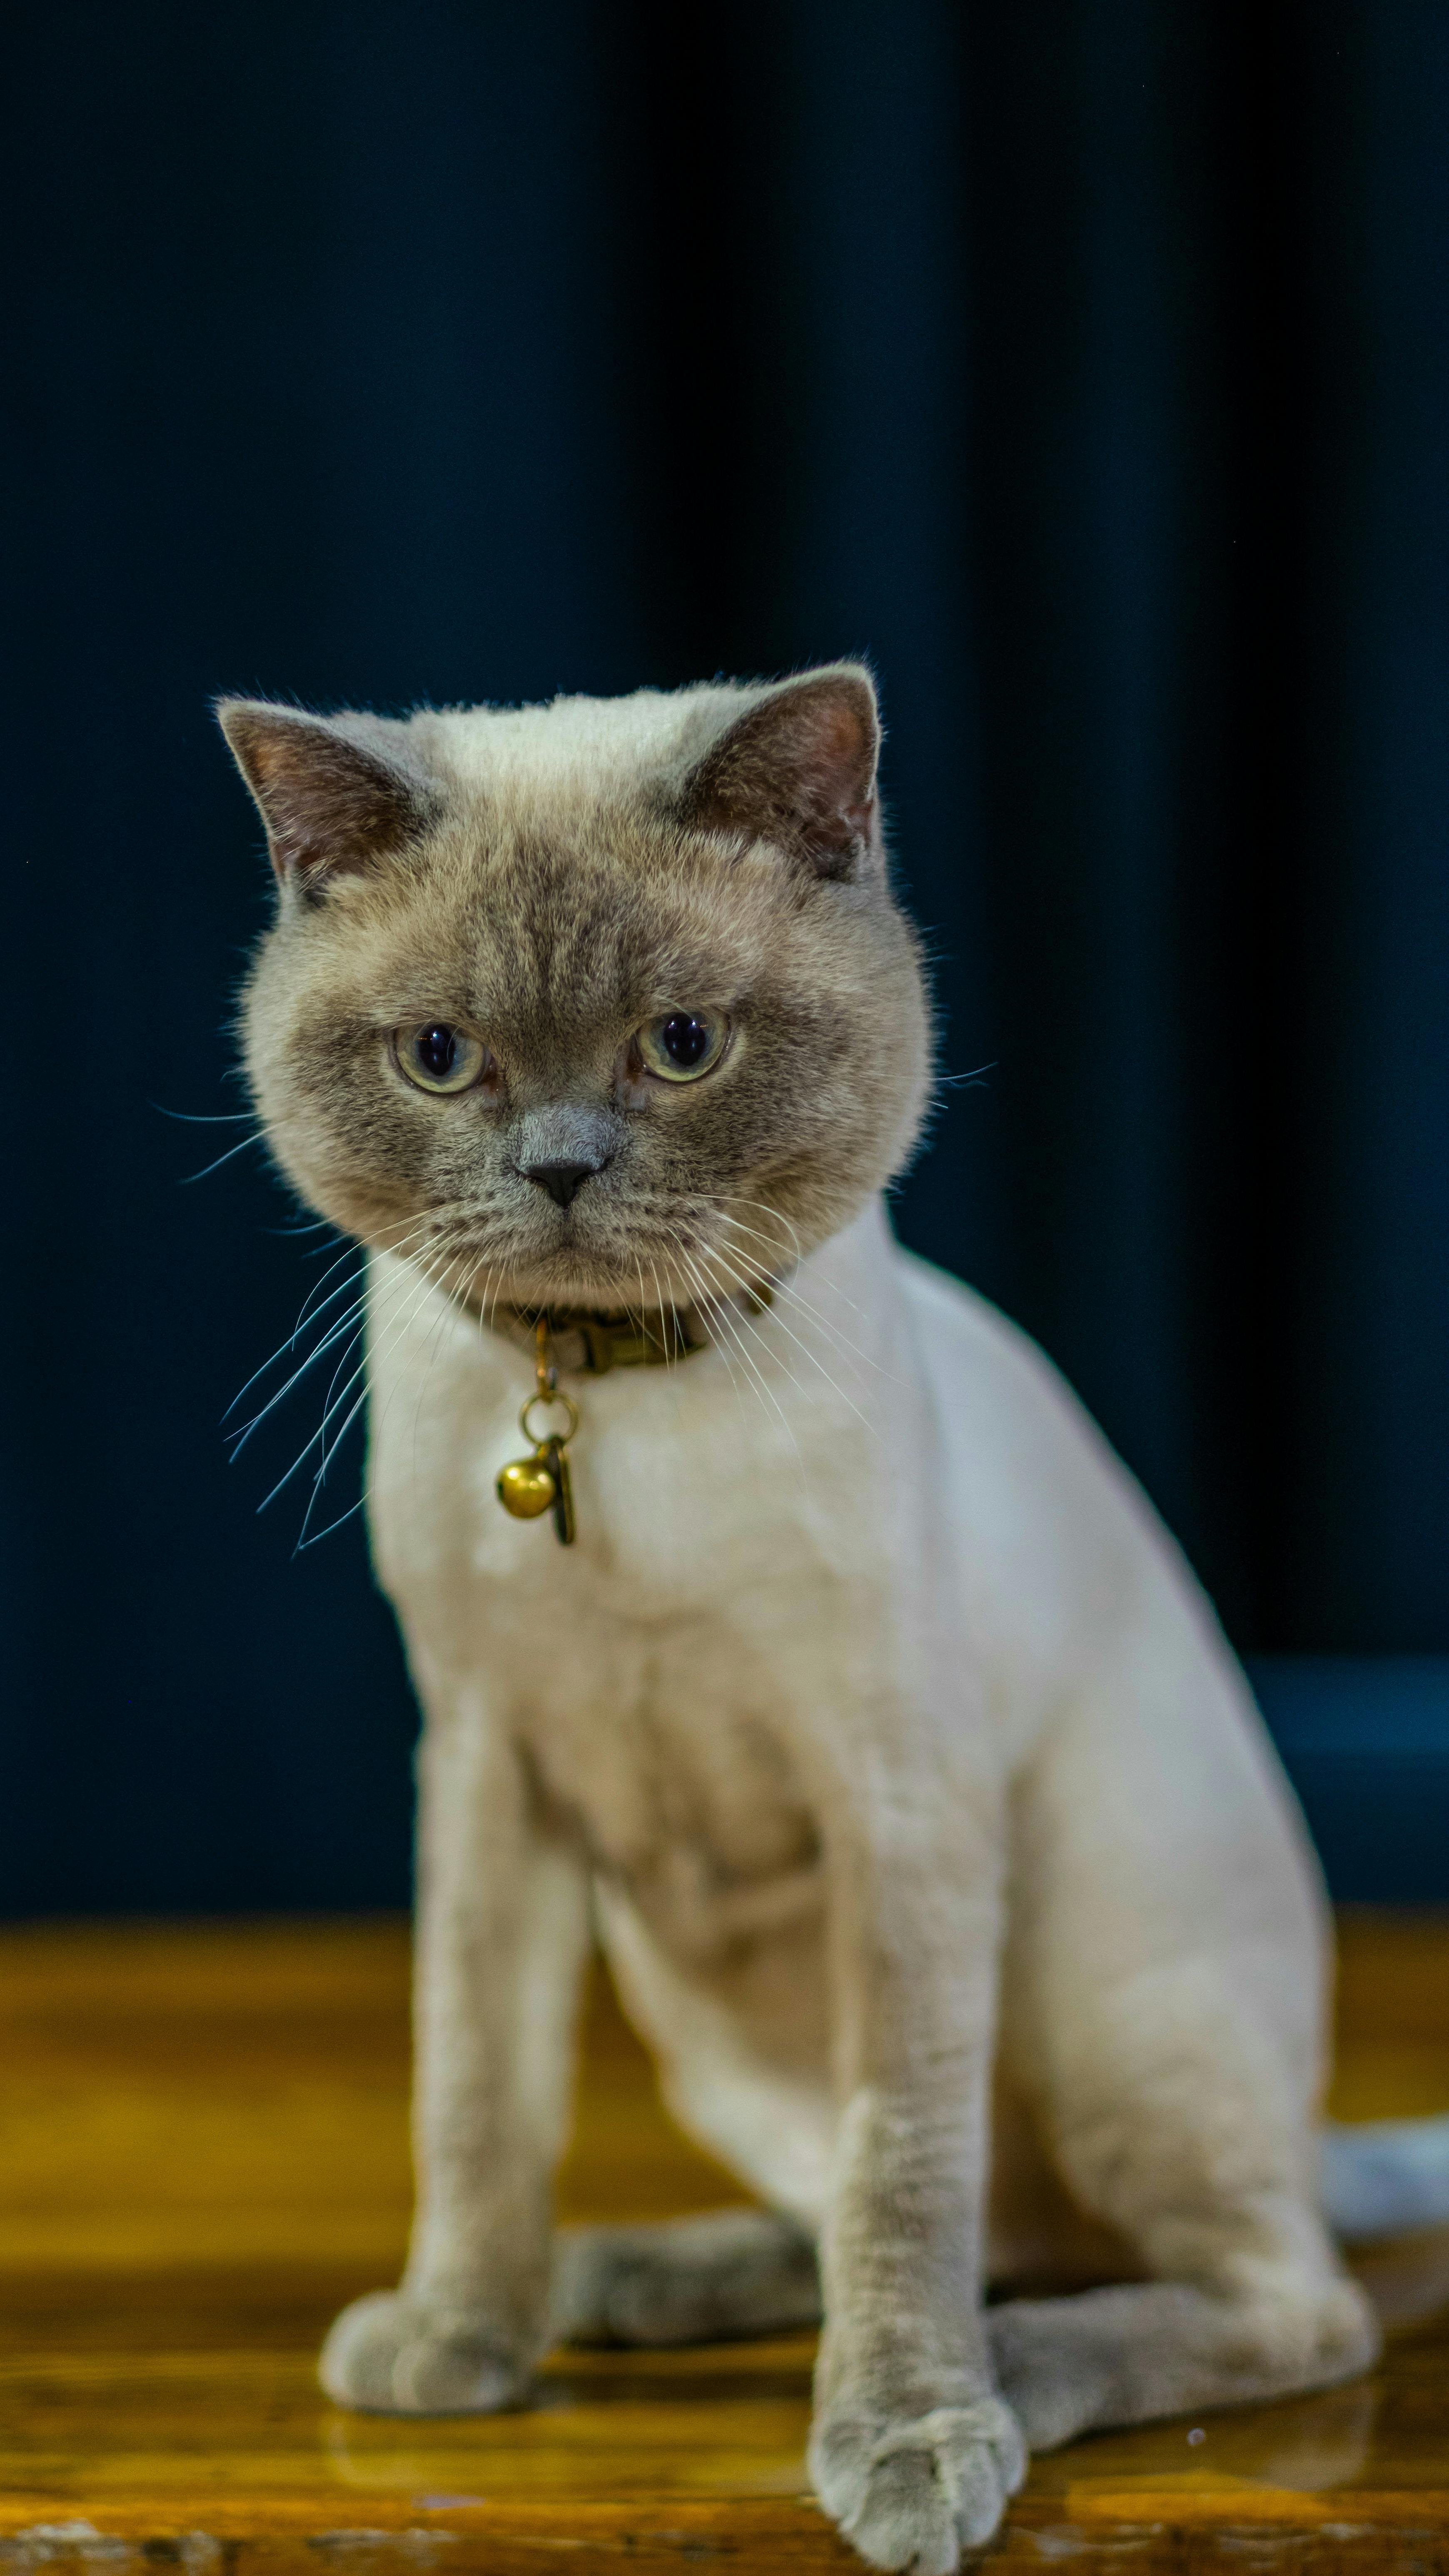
[481,1283,773,1376]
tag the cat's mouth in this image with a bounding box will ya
[360,1168,797,1330]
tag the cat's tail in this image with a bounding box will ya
[1321,2114,1449,2242]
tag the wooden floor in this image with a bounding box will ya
[2,1915,1448,2574]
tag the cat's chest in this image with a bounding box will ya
[521,1648,823,1958]
[376,1287,894,1631]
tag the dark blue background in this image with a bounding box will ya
[2,2,1446,1910]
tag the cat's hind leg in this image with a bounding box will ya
[985,1963,1379,2449]
[988,2265,1375,2454]
[552,2207,820,2346]
[989,1672,1379,2450]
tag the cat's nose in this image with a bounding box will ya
[520,1156,609,1209]
[513,1106,622,1207]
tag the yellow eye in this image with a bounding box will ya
[636,1010,728,1083]
[397,1023,490,1095]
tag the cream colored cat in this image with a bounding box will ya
[222,666,1401,2575]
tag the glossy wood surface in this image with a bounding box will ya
[1,1913,1447,2571]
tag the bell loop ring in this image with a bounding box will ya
[520,1388,580,1449]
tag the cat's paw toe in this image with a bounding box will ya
[810,2396,1026,2571]
[319,2290,530,2414]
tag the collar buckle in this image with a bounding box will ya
[574,1310,693,1372]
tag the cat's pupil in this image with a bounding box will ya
[418,1025,457,1080]
[661,1013,710,1067]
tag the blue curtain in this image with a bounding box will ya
[2,2,1446,1909]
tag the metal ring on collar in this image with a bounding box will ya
[520,1389,580,1447]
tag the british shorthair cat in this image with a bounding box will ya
[221,666,1393,2574]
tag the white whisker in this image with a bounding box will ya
[155,1106,261,1124]
[180,1130,269,1184]
[229,1212,463,1459]
[712,1232,900,1390]
[228,1292,374,1453]
[711,1195,874,1325]
[282,1255,446,1534]
[668,1232,805,1481]
[695,1237,878,1440]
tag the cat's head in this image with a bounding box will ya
[222,666,932,1316]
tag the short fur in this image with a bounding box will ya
[222,668,1379,2574]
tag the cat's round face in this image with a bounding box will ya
[229,669,932,1318]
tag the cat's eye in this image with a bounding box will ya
[636,1010,729,1084]
[396,1024,491,1095]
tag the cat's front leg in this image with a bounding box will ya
[808,1788,1025,2573]
[321,1686,591,2414]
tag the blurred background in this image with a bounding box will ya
[2,0,1446,1913]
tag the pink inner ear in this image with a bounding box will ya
[802,698,877,828]
[221,707,430,885]
[688,676,880,877]
[815,696,872,774]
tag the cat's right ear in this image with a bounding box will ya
[216,701,437,892]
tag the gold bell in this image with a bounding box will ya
[496,1451,558,1519]
[494,1320,580,1544]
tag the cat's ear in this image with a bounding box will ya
[681,665,882,881]
[216,700,439,890]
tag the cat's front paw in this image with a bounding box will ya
[809,2395,1026,2573]
[319,2289,533,2414]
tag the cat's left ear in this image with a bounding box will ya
[681,665,882,882]
[217,699,439,891]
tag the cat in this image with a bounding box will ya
[220,664,1429,2575]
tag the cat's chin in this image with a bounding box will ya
[425,1224,801,1322]
[364,1220,792,1325]
[462,1253,699,1319]
[494,1272,693,1318]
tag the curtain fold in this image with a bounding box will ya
[1,0,1445,1907]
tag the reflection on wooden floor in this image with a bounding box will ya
[0,1913,1447,2571]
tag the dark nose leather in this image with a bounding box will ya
[521,1157,604,1209]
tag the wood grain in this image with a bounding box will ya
[0,1911,1446,2572]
